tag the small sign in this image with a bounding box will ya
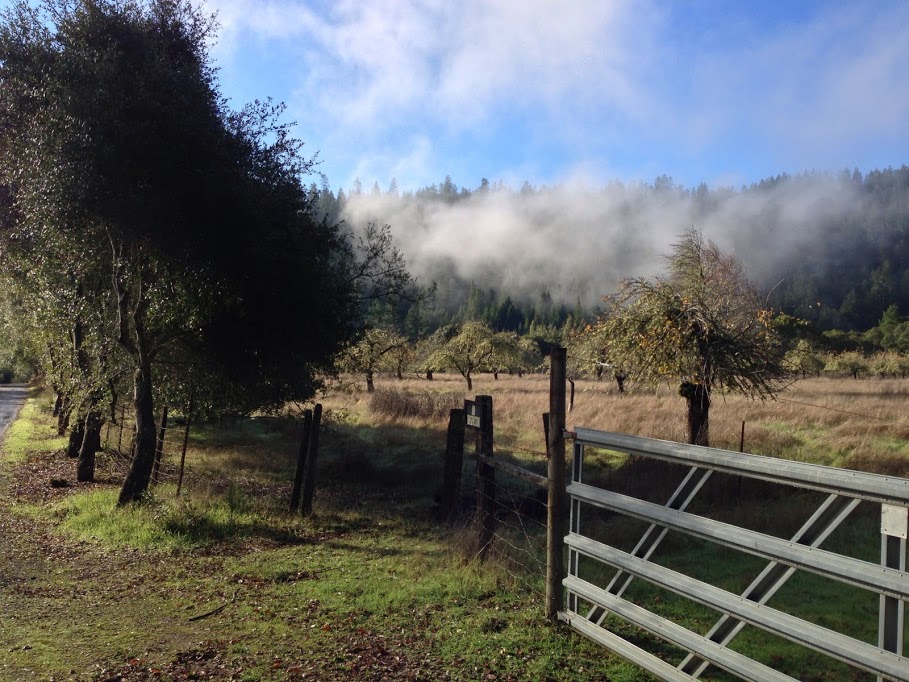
[464,400,481,430]
[881,504,908,539]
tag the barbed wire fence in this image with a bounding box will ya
[442,396,553,597]
[101,398,202,493]
[476,445,549,592]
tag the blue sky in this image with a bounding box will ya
[8,0,902,194]
[203,0,909,194]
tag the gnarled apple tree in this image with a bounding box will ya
[595,229,788,446]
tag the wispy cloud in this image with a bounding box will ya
[202,0,660,185]
[203,0,909,190]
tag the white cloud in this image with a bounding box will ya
[203,0,658,135]
[202,0,909,190]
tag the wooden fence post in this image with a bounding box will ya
[441,408,465,520]
[300,403,322,516]
[476,395,495,560]
[175,395,194,497]
[152,406,168,485]
[547,347,568,621]
[290,409,314,512]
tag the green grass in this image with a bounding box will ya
[42,484,301,550]
[2,383,906,681]
[1,394,648,681]
[0,393,66,464]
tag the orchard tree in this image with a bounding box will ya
[429,320,519,390]
[564,322,628,392]
[825,351,868,379]
[598,229,787,446]
[337,327,409,392]
[412,326,457,381]
[869,352,909,379]
[784,339,824,378]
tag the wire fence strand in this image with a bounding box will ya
[776,396,903,424]
[452,439,550,593]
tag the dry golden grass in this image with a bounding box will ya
[321,372,909,477]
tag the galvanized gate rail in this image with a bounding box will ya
[560,428,909,681]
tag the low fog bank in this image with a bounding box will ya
[339,172,872,308]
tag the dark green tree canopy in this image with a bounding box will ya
[0,0,363,500]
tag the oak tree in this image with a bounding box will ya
[0,0,360,502]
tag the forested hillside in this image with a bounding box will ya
[311,166,909,335]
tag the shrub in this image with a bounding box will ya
[369,388,461,420]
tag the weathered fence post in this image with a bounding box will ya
[441,408,465,520]
[300,403,322,516]
[546,347,568,621]
[151,406,168,485]
[175,395,194,497]
[476,395,495,559]
[290,409,314,512]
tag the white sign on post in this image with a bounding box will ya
[881,504,908,539]
[464,400,481,429]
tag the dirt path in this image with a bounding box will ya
[0,383,28,439]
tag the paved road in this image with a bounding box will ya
[0,384,29,439]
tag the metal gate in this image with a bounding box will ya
[560,428,909,681]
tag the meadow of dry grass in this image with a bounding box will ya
[322,372,909,478]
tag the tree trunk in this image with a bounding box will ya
[118,364,158,505]
[680,381,710,446]
[53,392,63,417]
[493,370,498,380]
[77,410,103,482]
[366,370,375,393]
[426,369,433,381]
[614,372,626,393]
[66,418,85,458]
[466,372,473,391]
[109,380,119,423]
[57,399,71,436]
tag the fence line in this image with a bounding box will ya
[458,449,548,592]
[102,399,196,490]
[776,396,902,423]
